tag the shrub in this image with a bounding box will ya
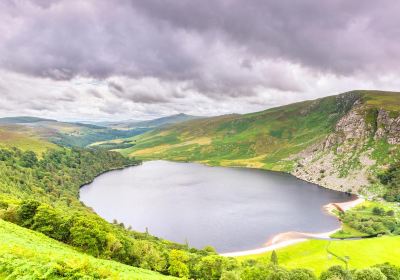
[353,268,387,280]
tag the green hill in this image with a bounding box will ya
[118,90,400,196]
[0,117,148,148]
[0,219,175,280]
[103,113,202,130]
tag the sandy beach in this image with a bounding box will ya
[221,196,365,257]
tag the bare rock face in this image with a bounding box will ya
[323,104,369,152]
[292,101,399,194]
[374,110,400,144]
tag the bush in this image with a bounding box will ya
[353,268,387,280]
[374,263,400,280]
[168,250,190,278]
[320,266,351,280]
[17,200,40,227]
[289,268,316,280]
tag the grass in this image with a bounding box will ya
[120,92,351,170]
[238,236,400,276]
[0,219,174,279]
[240,199,400,275]
[0,127,58,155]
[330,223,369,239]
[114,91,400,178]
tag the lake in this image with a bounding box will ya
[80,160,353,253]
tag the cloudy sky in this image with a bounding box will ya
[1,0,399,121]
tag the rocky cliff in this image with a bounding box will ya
[292,92,400,195]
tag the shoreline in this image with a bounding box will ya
[79,159,365,257]
[221,197,365,257]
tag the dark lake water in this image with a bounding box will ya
[80,160,353,253]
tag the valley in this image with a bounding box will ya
[0,90,399,279]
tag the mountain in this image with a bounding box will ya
[0,117,148,148]
[117,90,400,196]
[99,113,202,130]
[0,116,54,124]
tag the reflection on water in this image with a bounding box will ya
[80,160,353,252]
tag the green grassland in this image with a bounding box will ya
[119,95,349,169]
[238,236,400,276]
[0,219,174,280]
[116,91,400,175]
[0,126,58,155]
[237,199,400,275]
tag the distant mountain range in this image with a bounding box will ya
[0,113,201,148]
[90,113,202,129]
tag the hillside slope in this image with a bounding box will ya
[0,117,149,148]
[119,91,400,195]
[102,113,202,130]
[0,219,174,280]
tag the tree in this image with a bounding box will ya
[386,210,395,217]
[168,250,190,278]
[373,207,386,216]
[131,240,167,272]
[69,217,107,257]
[20,151,38,168]
[195,255,227,280]
[374,264,400,280]
[240,265,271,280]
[271,250,278,265]
[267,267,290,280]
[32,204,70,242]
[320,266,351,280]
[220,270,241,280]
[353,268,387,280]
[289,268,316,280]
[17,200,40,227]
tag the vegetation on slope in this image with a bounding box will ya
[335,201,399,237]
[0,219,175,280]
[0,126,58,154]
[113,91,399,196]
[0,146,228,279]
[120,94,353,169]
[0,118,149,148]
[379,161,400,202]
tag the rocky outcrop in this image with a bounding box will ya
[374,110,400,144]
[291,104,399,194]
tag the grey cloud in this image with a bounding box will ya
[108,81,124,93]
[87,89,103,99]
[0,0,400,102]
[132,0,400,74]
[113,88,170,104]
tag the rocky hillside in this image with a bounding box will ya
[116,91,400,195]
[292,92,400,194]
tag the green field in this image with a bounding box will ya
[238,236,400,275]
[0,219,174,280]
